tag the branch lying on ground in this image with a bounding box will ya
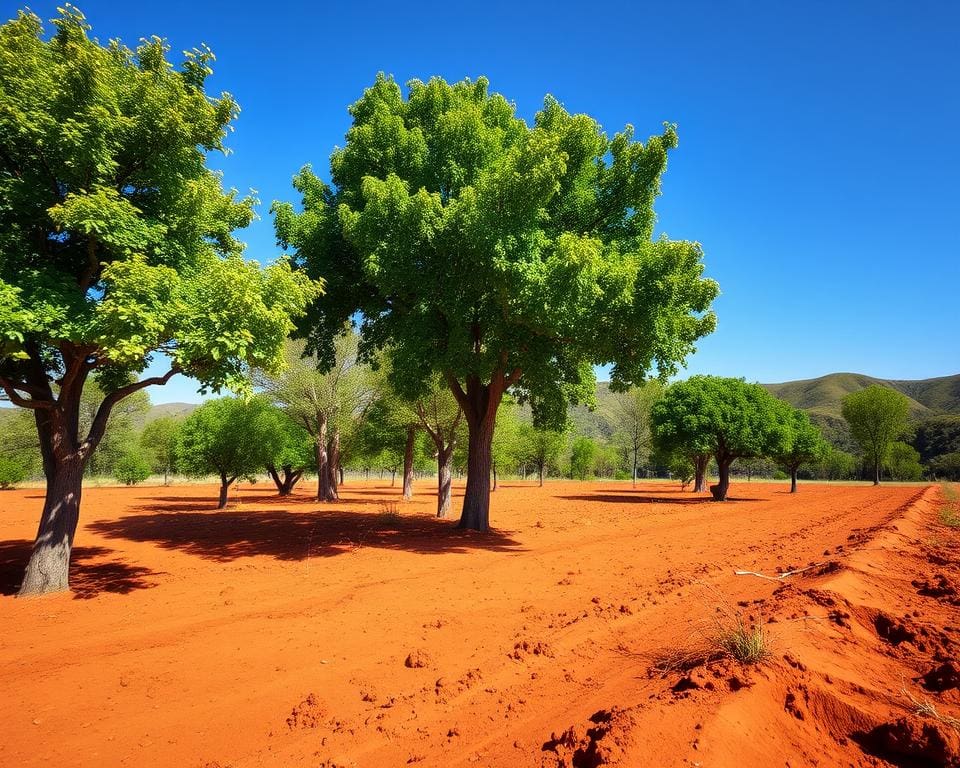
[734,563,823,581]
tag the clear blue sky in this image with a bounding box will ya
[18,0,960,404]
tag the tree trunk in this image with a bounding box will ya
[874,456,880,486]
[632,449,638,487]
[316,415,334,501]
[390,469,396,486]
[217,473,232,509]
[710,457,732,501]
[339,464,344,486]
[539,462,545,487]
[693,454,709,493]
[403,425,415,500]
[437,446,453,518]
[328,428,340,501]
[459,412,496,531]
[790,466,798,493]
[18,456,85,596]
[492,461,498,492]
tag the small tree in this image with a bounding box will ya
[261,407,314,496]
[412,379,464,517]
[652,376,790,501]
[772,407,828,493]
[113,451,151,486]
[140,416,181,485]
[841,385,910,485]
[519,422,565,487]
[176,398,280,508]
[886,441,923,481]
[491,399,523,491]
[602,382,662,485]
[570,436,597,481]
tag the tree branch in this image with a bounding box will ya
[82,366,180,453]
[0,377,53,410]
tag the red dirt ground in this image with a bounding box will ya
[1,480,959,767]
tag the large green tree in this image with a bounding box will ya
[652,376,790,501]
[0,9,319,595]
[771,406,827,493]
[274,74,717,530]
[841,385,910,485]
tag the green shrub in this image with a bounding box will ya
[0,455,28,489]
[114,452,151,486]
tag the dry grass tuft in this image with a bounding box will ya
[714,613,772,664]
[903,685,960,732]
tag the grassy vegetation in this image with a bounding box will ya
[714,613,772,664]
[941,483,960,527]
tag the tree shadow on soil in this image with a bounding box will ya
[559,493,762,504]
[88,504,524,563]
[0,540,160,599]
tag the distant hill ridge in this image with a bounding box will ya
[761,372,960,420]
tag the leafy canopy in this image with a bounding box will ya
[274,74,717,427]
[0,7,319,401]
[841,385,910,467]
[175,397,280,480]
[652,375,791,462]
[772,407,828,470]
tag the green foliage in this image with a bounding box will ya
[80,383,149,476]
[260,406,314,472]
[601,381,662,479]
[0,453,28,488]
[652,376,791,463]
[491,399,524,475]
[569,435,597,480]
[930,452,960,481]
[771,406,828,472]
[274,74,717,427]
[517,422,566,479]
[841,385,910,480]
[885,441,923,481]
[140,416,181,477]
[0,407,40,476]
[175,397,280,481]
[817,445,858,480]
[667,452,695,486]
[913,415,960,464]
[0,7,320,411]
[113,450,150,485]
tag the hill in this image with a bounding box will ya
[762,372,960,419]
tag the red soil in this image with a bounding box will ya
[1,480,958,767]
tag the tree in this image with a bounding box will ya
[602,382,662,485]
[818,446,858,480]
[518,422,565,487]
[652,376,790,501]
[274,75,718,531]
[570,436,597,481]
[260,407,313,496]
[491,399,523,491]
[140,416,181,485]
[841,385,910,485]
[886,441,923,481]
[113,450,150,485]
[772,407,828,493]
[929,452,960,481]
[176,397,280,508]
[412,379,463,516]
[255,334,375,502]
[0,10,319,595]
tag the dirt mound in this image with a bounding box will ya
[541,708,638,767]
[858,716,960,767]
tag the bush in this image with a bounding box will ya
[930,452,960,481]
[114,452,151,486]
[0,455,28,489]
